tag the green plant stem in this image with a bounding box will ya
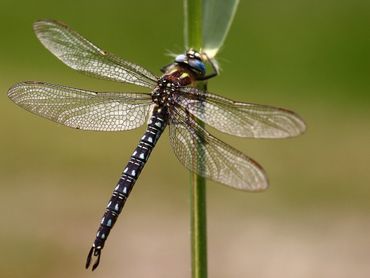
[190,146,207,278]
[190,82,208,278]
[184,0,202,49]
[184,1,208,278]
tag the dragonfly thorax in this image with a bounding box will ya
[152,76,180,107]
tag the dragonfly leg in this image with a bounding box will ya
[198,72,217,81]
[197,53,220,81]
[160,63,173,73]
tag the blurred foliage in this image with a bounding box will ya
[0,0,369,277]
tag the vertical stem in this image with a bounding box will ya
[190,148,207,278]
[184,1,208,278]
[184,0,202,50]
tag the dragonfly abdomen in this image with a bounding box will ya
[86,106,168,270]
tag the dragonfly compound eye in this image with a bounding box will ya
[188,59,206,75]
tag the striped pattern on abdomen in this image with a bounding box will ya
[86,106,168,270]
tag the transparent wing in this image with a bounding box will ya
[33,19,158,88]
[8,81,153,131]
[169,105,268,191]
[176,87,306,138]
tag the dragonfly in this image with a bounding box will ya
[8,19,306,270]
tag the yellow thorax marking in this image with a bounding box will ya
[180,72,189,79]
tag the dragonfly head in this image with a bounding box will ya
[175,49,206,77]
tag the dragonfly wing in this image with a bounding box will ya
[168,106,269,191]
[177,87,306,138]
[33,19,158,88]
[8,81,153,131]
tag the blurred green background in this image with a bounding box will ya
[1,0,369,277]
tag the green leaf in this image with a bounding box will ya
[202,0,239,58]
[184,0,239,58]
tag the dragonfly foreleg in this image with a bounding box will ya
[197,53,220,81]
